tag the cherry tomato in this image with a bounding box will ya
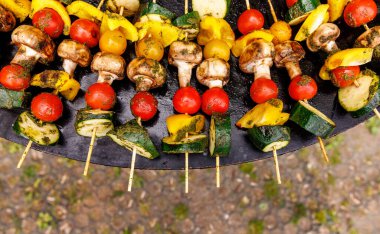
[85,83,116,110]
[250,78,278,104]
[270,21,292,43]
[344,0,377,28]
[32,8,64,39]
[135,36,164,61]
[288,75,318,101]
[173,87,201,114]
[0,64,30,91]
[70,19,100,48]
[331,66,360,88]
[203,39,231,61]
[201,87,229,116]
[286,0,298,8]
[130,91,158,121]
[99,29,127,55]
[31,93,63,122]
[237,9,265,35]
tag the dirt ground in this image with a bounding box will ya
[1,117,380,234]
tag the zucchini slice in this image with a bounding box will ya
[351,89,380,118]
[162,134,208,154]
[248,126,291,153]
[139,2,176,21]
[75,109,114,137]
[290,101,336,139]
[107,119,159,159]
[338,70,379,112]
[173,11,200,40]
[192,0,231,19]
[13,111,60,146]
[0,87,30,109]
[209,113,231,157]
[285,0,321,26]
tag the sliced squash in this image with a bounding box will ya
[324,48,374,70]
[295,4,329,42]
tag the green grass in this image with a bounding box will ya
[133,174,144,188]
[247,220,264,234]
[239,163,257,180]
[365,117,380,135]
[173,203,189,220]
[315,209,337,225]
[263,180,279,199]
[37,212,55,230]
[292,203,307,224]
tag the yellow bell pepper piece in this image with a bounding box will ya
[232,30,274,57]
[101,11,138,42]
[66,1,104,22]
[236,99,290,129]
[325,48,374,70]
[134,20,182,47]
[0,0,31,22]
[197,16,235,48]
[295,4,330,42]
[166,114,205,141]
[328,0,349,22]
[30,0,71,35]
[319,65,331,80]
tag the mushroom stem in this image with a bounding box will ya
[253,63,271,80]
[11,45,40,71]
[322,41,339,54]
[97,71,120,85]
[285,62,302,80]
[62,59,78,77]
[135,76,153,91]
[176,61,194,88]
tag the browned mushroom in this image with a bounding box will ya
[239,38,274,79]
[57,39,92,77]
[127,57,167,91]
[196,58,230,88]
[168,41,202,87]
[306,23,340,53]
[91,52,126,84]
[0,5,16,32]
[274,41,305,79]
[355,26,380,49]
[11,25,55,70]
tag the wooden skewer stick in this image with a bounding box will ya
[267,0,278,23]
[374,109,380,119]
[185,0,188,14]
[245,0,250,10]
[272,146,281,184]
[17,140,33,169]
[216,155,220,188]
[318,136,329,163]
[83,127,97,176]
[363,23,370,31]
[97,0,105,9]
[128,117,141,192]
[119,6,124,15]
[185,132,189,194]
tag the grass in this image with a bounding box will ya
[315,209,337,225]
[247,220,264,234]
[133,174,144,188]
[365,117,380,135]
[263,180,279,200]
[37,212,55,230]
[239,163,257,180]
[292,203,307,224]
[325,135,344,165]
[22,164,38,180]
[173,203,189,220]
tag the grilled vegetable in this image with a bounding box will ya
[0,87,30,109]
[248,126,291,152]
[162,134,208,154]
[294,4,329,42]
[66,1,104,22]
[75,109,114,137]
[107,119,159,159]
[285,0,321,25]
[290,100,335,139]
[100,11,138,42]
[106,0,139,17]
[328,0,349,22]
[173,11,201,40]
[232,30,274,57]
[324,48,374,70]
[13,111,60,146]
[197,16,235,48]
[351,90,380,118]
[139,2,176,21]
[166,114,205,142]
[192,0,230,18]
[209,113,231,157]
[0,0,31,22]
[134,20,182,47]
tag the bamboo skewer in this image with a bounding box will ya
[97,0,105,9]
[245,0,250,10]
[272,146,281,184]
[128,117,141,192]
[267,0,278,23]
[185,132,189,194]
[17,140,33,169]
[216,156,220,188]
[83,127,97,176]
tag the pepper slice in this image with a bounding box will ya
[0,0,31,22]
[101,11,138,42]
[66,1,104,22]
[134,20,182,47]
[197,16,235,48]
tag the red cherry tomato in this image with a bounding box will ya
[0,64,30,91]
[201,87,229,116]
[32,8,64,39]
[250,78,278,104]
[31,93,63,122]
[130,92,158,121]
[288,75,318,101]
[286,0,298,8]
[331,66,360,88]
[237,9,265,35]
[70,19,100,48]
[344,0,377,27]
[85,83,116,110]
[173,87,201,114]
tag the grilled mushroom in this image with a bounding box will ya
[92,52,126,84]
[196,58,230,88]
[58,39,92,77]
[168,41,202,87]
[274,41,306,79]
[239,38,274,79]
[0,5,16,32]
[306,23,340,53]
[127,57,167,91]
[11,25,55,70]
[355,26,380,49]
[106,0,140,17]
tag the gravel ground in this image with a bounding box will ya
[1,118,380,234]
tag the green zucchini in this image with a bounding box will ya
[13,111,60,146]
[338,69,379,112]
[162,134,208,154]
[192,0,231,18]
[285,0,321,25]
[139,2,176,21]
[0,87,30,109]
[351,89,380,118]
[75,109,114,137]
[248,126,291,153]
[172,11,200,40]
[209,113,231,157]
[290,101,336,139]
[107,119,159,159]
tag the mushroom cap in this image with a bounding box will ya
[307,23,340,52]
[127,57,167,90]
[354,26,380,49]
[239,38,274,74]
[106,0,140,17]
[168,41,202,66]
[274,41,305,68]
[11,25,55,62]
[196,58,230,88]
[91,52,126,79]
[58,39,92,67]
